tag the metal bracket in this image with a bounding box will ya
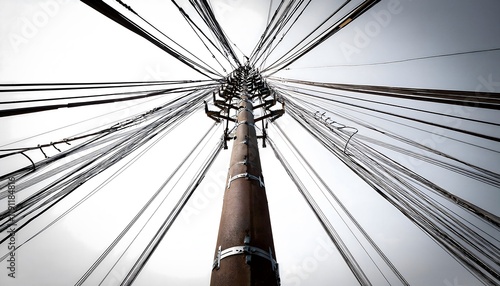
[237,107,251,115]
[255,109,284,122]
[236,120,255,128]
[228,157,250,170]
[212,234,280,284]
[212,245,278,271]
[238,120,248,125]
[227,172,264,189]
[38,144,48,158]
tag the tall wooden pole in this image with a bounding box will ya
[208,66,280,286]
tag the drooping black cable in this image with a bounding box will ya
[0,90,178,151]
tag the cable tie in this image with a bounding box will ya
[38,144,48,158]
[51,142,61,152]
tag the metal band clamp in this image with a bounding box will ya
[227,172,264,189]
[212,245,278,271]
[228,159,249,170]
[236,120,255,128]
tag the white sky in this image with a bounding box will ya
[1,0,499,285]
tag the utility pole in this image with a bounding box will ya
[205,65,284,285]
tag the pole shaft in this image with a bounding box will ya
[210,67,278,286]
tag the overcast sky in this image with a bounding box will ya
[1,0,499,285]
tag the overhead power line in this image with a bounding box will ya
[0,84,216,117]
[188,0,242,67]
[81,0,221,79]
[263,0,381,74]
[285,47,500,69]
[270,77,500,110]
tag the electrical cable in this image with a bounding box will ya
[271,82,500,142]
[81,0,221,79]
[274,87,500,154]
[285,47,500,69]
[280,95,500,284]
[114,0,224,77]
[0,85,213,118]
[272,121,410,285]
[270,77,500,110]
[118,138,223,285]
[73,122,218,285]
[268,137,373,286]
